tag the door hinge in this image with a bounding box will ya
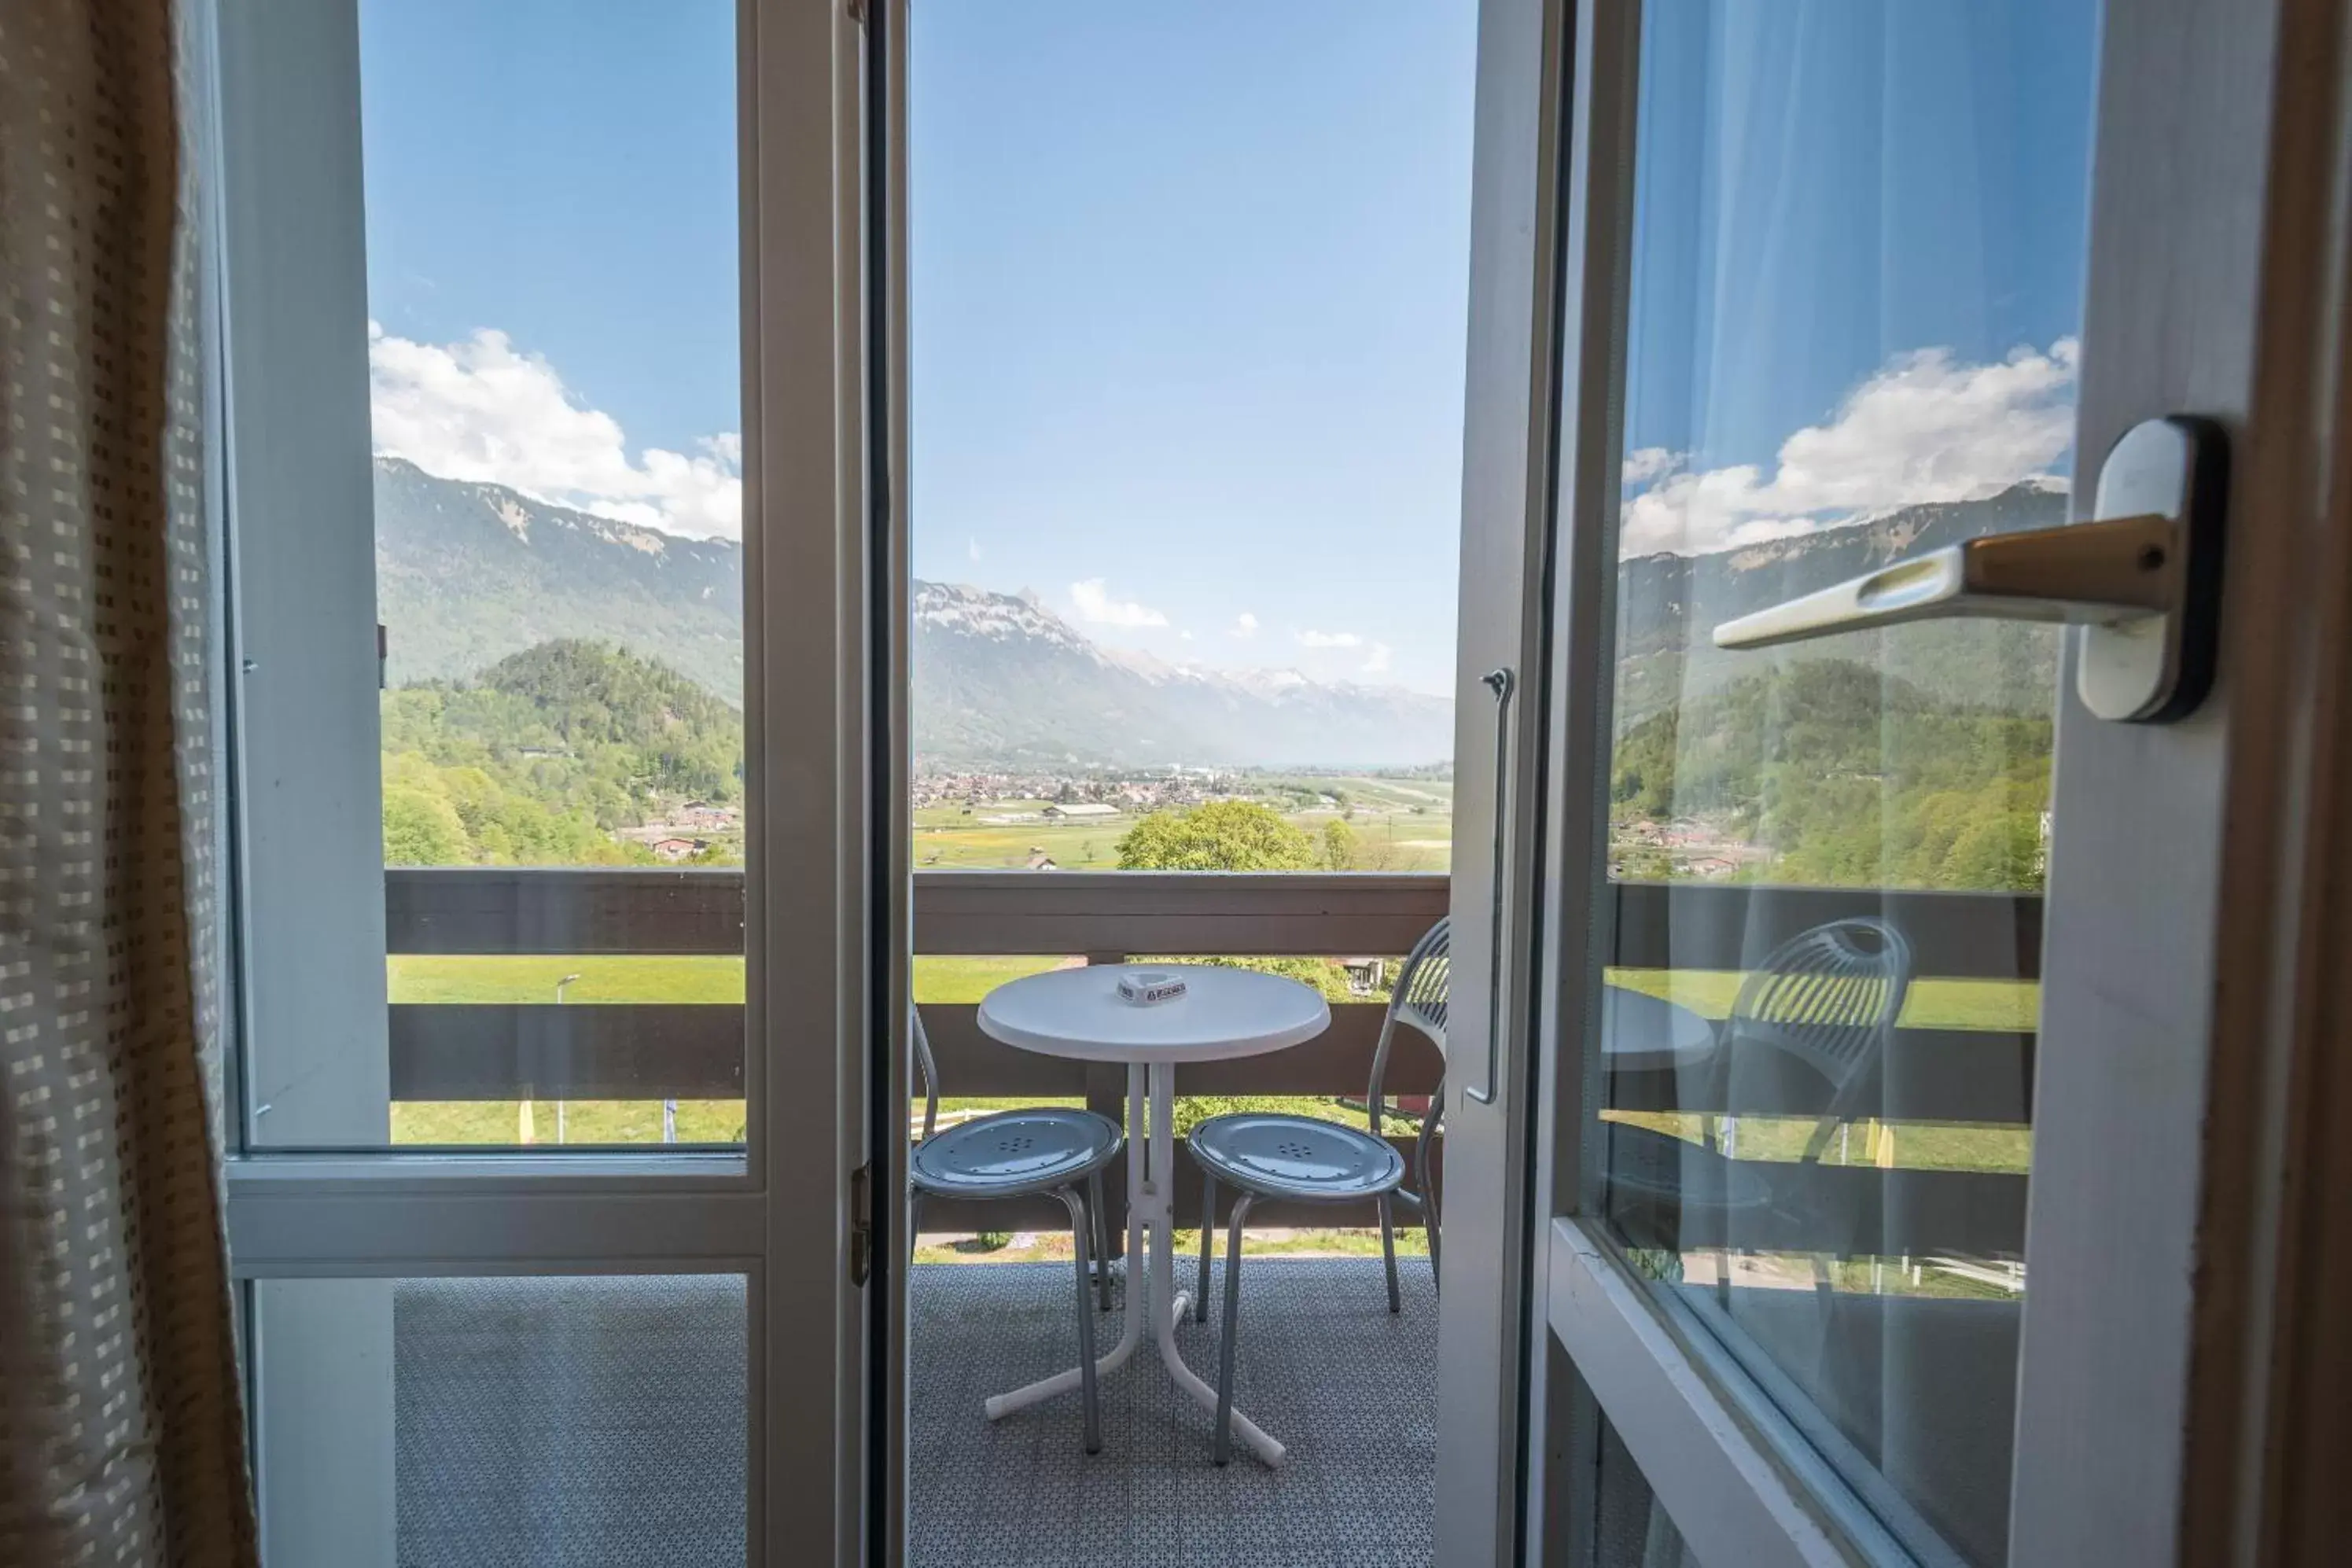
[848,1161,874,1287]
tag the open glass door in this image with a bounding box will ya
[210,2,875,1562]
[1444,0,2343,1562]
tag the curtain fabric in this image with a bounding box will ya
[0,2,258,1563]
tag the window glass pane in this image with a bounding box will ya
[907,1,1469,878]
[1593,1402,1702,1568]
[1577,4,2099,1562]
[252,1275,747,1566]
[248,0,745,1149]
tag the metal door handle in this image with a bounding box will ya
[1467,666,1513,1106]
[1710,416,2226,723]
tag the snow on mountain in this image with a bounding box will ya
[375,458,1456,769]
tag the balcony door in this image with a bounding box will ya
[210,2,875,1564]
[1441,0,2350,1562]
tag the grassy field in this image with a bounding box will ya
[1605,967,2039,1032]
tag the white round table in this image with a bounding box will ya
[1599,988,1718,1073]
[975,963,1330,1467]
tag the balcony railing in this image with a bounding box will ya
[384,869,2036,1248]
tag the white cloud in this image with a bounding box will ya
[367,323,744,539]
[1069,579,1169,628]
[1362,642,1393,675]
[1618,339,2080,558]
[1621,447,1680,485]
[967,537,984,562]
[1180,629,1196,642]
[1228,612,1259,640]
[1294,629,1364,649]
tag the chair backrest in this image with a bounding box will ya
[1388,916,1452,1057]
[1369,916,1450,1113]
[911,1007,940,1143]
[1722,917,1912,1126]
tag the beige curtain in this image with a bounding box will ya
[0,2,259,1563]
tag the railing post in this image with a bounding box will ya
[1085,952,1128,1261]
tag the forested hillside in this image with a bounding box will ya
[380,641,743,866]
[1610,659,2051,891]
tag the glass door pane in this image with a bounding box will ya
[252,1273,748,1565]
[1575,4,2100,1562]
[243,0,747,1150]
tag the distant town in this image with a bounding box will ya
[611,764,1777,880]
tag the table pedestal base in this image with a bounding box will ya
[981,1062,1286,1467]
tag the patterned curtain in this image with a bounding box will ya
[0,1,259,1563]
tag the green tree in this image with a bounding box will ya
[1116,801,1315,870]
[1319,818,1357,871]
[383,785,470,865]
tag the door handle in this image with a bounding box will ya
[1711,416,2226,723]
[1466,666,1513,1106]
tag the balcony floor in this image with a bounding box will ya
[910,1254,1437,1568]
[391,1257,1435,1567]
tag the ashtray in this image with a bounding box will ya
[1116,968,1187,1007]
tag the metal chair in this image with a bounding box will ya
[1713,916,1913,1161]
[1183,918,1448,1464]
[1192,916,1448,1328]
[1709,917,1912,1301]
[1368,917,1449,1286]
[907,1008,1121,1452]
[1187,1112,1405,1464]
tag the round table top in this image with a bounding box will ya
[1600,988,1718,1071]
[977,963,1332,1065]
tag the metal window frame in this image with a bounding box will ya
[205,2,876,1564]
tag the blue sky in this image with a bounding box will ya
[358,0,2096,700]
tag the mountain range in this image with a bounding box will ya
[1612,483,2067,727]
[373,456,2066,767]
[372,458,1452,767]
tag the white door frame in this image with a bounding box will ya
[1435,0,1571,1561]
[1479,0,2352,1561]
[210,2,878,1564]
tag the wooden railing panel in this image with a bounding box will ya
[381,871,2045,1137]
[385,1000,2026,1125]
[388,1004,742,1100]
[1603,1027,2034,1125]
[386,868,743,955]
[913,871,1452,956]
[1610,882,2041,980]
[1600,1146,2028,1259]
[387,869,2042,976]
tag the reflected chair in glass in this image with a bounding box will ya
[1708,916,1914,1297]
[907,1008,1121,1452]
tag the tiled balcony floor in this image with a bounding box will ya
[392,1257,1436,1567]
[909,1255,1437,1568]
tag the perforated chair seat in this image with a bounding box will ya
[910,1108,1122,1201]
[1188,1113,1405,1203]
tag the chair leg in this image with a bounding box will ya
[1087,1169,1112,1312]
[907,1190,922,1268]
[1419,1097,1443,1295]
[1196,1172,1216,1322]
[1055,1184,1102,1456]
[1378,1193,1401,1314]
[1213,1193,1253,1467]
